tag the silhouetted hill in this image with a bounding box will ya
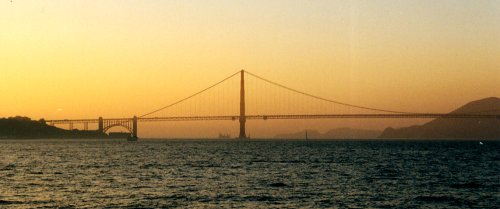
[0,116,108,139]
[379,97,500,139]
[275,128,381,139]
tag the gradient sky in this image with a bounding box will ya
[1,0,499,137]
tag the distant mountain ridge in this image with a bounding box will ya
[275,128,381,139]
[379,97,500,139]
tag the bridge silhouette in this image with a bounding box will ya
[45,70,500,139]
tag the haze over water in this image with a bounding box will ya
[1,139,498,208]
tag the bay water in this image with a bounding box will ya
[0,139,498,208]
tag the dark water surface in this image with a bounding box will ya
[0,139,498,208]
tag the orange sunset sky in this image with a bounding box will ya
[1,0,499,138]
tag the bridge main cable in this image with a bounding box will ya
[139,71,241,118]
[244,70,419,114]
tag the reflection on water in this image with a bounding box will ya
[0,139,499,208]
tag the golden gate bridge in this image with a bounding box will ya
[45,70,500,139]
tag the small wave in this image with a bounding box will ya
[318,199,334,204]
[25,200,57,205]
[0,200,22,205]
[139,163,163,169]
[132,185,152,189]
[244,195,281,202]
[215,194,238,201]
[28,171,44,175]
[269,182,291,188]
[284,160,306,164]
[0,164,16,171]
[230,164,242,168]
[450,182,483,189]
[250,160,269,163]
[184,163,221,168]
[143,194,188,201]
[415,195,459,202]
[415,195,474,207]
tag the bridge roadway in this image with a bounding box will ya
[46,113,500,125]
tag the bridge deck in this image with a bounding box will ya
[45,114,500,124]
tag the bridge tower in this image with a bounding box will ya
[98,117,104,133]
[239,70,247,139]
[132,116,138,138]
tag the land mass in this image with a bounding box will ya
[379,97,500,139]
[275,128,381,139]
[2,98,499,140]
[0,116,107,139]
